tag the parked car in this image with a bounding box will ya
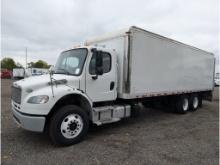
[1,69,12,79]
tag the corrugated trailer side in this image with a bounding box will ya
[121,27,215,99]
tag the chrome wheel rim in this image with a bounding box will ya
[193,97,199,109]
[60,114,83,139]
[183,98,189,111]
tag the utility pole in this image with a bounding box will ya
[25,47,27,68]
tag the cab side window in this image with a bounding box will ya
[89,52,111,75]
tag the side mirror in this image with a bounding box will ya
[92,49,103,76]
[96,51,103,75]
[49,65,55,74]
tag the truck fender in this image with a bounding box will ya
[48,90,93,120]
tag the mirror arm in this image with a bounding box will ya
[92,75,98,80]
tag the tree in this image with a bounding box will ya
[1,58,17,70]
[28,60,50,69]
[34,60,49,68]
[16,62,23,68]
[27,62,35,68]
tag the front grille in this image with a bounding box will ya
[11,86,21,104]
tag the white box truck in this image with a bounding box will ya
[13,68,25,79]
[13,68,49,79]
[25,68,49,77]
[11,26,215,146]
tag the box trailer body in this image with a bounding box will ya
[86,26,215,99]
[11,26,215,146]
[13,68,49,79]
[25,68,49,77]
[13,68,25,79]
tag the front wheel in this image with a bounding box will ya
[49,105,89,146]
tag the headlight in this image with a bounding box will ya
[27,95,49,104]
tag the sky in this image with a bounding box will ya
[2,0,219,67]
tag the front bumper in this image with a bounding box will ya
[11,102,46,132]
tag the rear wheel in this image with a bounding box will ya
[49,105,89,146]
[189,94,199,111]
[175,95,189,114]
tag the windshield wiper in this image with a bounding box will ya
[54,68,71,75]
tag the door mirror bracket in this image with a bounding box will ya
[92,75,98,80]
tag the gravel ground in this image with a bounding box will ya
[1,79,219,165]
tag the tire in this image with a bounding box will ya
[198,96,203,108]
[131,103,141,117]
[175,95,189,114]
[49,105,89,146]
[189,94,199,111]
[142,101,153,108]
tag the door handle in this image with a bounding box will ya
[110,81,115,90]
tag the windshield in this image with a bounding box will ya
[54,48,87,76]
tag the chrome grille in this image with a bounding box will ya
[11,86,21,104]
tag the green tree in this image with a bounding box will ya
[16,62,23,68]
[28,60,50,69]
[27,62,35,68]
[1,58,17,70]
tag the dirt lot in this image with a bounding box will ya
[1,79,219,165]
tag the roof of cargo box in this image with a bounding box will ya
[85,27,130,45]
[85,26,213,55]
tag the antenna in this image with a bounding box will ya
[49,71,55,97]
[25,47,27,68]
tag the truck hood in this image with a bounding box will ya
[13,74,80,91]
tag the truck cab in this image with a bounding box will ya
[11,46,129,146]
[52,47,118,102]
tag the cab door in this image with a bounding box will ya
[85,50,117,102]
